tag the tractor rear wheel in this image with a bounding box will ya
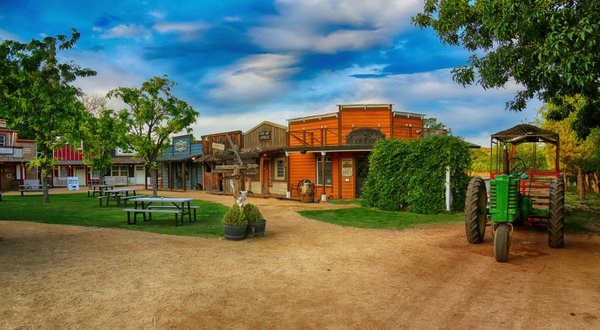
[465,177,487,244]
[548,178,565,248]
[494,224,510,262]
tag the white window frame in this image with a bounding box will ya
[316,155,332,186]
[0,135,5,146]
[274,157,285,180]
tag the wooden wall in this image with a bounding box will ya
[202,131,243,155]
[340,107,391,143]
[244,122,286,150]
[288,116,338,147]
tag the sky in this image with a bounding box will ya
[0,0,542,146]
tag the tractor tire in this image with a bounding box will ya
[494,224,510,262]
[548,178,565,248]
[465,177,487,244]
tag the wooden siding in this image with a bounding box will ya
[392,116,425,139]
[202,131,243,155]
[288,117,339,147]
[53,143,84,161]
[289,153,315,197]
[340,108,391,143]
[244,122,286,150]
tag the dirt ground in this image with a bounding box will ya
[1,189,599,329]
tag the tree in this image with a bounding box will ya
[80,97,127,185]
[539,97,600,198]
[108,76,197,196]
[0,29,96,203]
[413,0,600,139]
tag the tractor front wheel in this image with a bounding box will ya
[465,177,487,244]
[548,178,565,248]
[494,224,510,262]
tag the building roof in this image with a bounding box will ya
[245,121,287,134]
[287,112,338,123]
[491,124,559,144]
[112,156,145,164]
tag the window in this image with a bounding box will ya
[111,165,128,176]
[316,155,332,186]
[274,158,285,180]
[57,166,68,177]
[0,135,4,146]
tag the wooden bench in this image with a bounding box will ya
[123,208,183,226]
[147,205,199,222]
[19,185,43,196]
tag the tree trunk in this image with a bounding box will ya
[592,172,600,193]
[576,165,585,199]
[42,170,50,204]
[151,167,158,197]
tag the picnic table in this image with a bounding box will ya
[98,188,139,207]
[88,184,114,197]
[19,183,43,195]
[123,197,197,226]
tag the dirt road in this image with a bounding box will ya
[1,190,599,329]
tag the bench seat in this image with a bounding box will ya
[147,205,198,222]
[123,208,183,226]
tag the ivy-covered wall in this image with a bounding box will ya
[362,136,471,214]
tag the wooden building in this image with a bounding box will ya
[196,130,244,193]
[286,104,430,200]
[157,135,203,191]
[243,121,287,197]
[52,142,89,187]
[0,119,38,191]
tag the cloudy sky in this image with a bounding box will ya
[0,0,541,146]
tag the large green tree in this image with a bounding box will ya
[413,0,600,139]
[80,96,127,185]
[108,76,197,196]
[0,29,95,203]
[539,97,600,198]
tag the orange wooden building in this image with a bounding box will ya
[286,104,430,200]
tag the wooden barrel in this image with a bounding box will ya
[298,180,315,203]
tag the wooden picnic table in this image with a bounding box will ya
[124,197,196,226]
[88,184,114,197]
[98,188,138,207]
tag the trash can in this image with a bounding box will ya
[297,179,315,203]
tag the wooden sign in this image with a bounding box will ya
[259,130,271,140]
[0,119,7,128]
[212,142,225,151]
[342,158,353,176]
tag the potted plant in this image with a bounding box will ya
[222,204,248,240]
[243,203,266,238]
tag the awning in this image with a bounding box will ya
[112,156,145,164]
[157,152,203,162]
[285,145,374,154]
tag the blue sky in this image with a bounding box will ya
[0,0,540,146]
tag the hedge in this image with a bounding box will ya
[361,135,471,214]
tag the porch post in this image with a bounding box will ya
[182,161,187,192]
[321,151,326,199]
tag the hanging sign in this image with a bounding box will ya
[212,142,225,151]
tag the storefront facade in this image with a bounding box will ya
[158,135,203,191]
[286,104,428,200]
[0,120,37,191]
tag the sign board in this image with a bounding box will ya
[342,158,353,176]
[175,139,188,152]
[212,142,225,151]
[0,118,6,128]
[67,176,79,191]
[0,147,12,155]
[259,130,271,141]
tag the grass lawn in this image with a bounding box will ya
[299,207,463,230]
[0,193,228,237]
[302,189,600,233]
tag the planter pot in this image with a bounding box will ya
[246,219,267,238]
[223,224,248,240]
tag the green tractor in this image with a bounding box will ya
[465,124,565,262]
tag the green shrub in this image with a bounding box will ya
[362,135,471,214]
[242,203,264,223]
[221,204,247,226]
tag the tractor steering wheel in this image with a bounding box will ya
[509,158,527,177]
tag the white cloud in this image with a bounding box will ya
[148,10,166,20]
[153,21,208,41]
[0,28,20,41]
[205,54,301,104]
[99,24,151,40]
[249,0,421,53]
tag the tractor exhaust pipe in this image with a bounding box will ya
[502,145,509,175]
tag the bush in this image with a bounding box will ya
[221,204,247,226]
[242,203,264,223]
[362,135,471,214]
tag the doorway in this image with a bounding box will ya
[355,156,369,198]
[262,159,270,194]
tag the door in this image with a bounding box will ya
[74,167,86,187]
[262,159,270,194]
[355,156,369,198]
[135,166,145,185]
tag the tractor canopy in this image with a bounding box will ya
[491,124,558,145]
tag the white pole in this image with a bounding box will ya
[445,166,452,211]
